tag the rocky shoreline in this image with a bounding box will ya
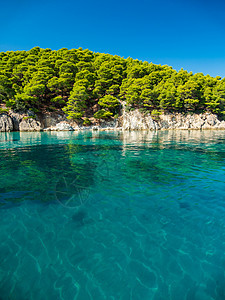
[1,109,225,132]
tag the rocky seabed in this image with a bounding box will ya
[1,109,225,132]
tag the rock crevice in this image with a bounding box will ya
[0,114,13,132]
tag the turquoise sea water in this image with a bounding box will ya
[1,130,225,300]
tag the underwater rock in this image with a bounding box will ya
[71,210,86,226]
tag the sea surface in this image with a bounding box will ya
[0,130,225,300]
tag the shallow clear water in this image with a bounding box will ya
[1,130,225,300]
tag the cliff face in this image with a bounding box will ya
[1,109,225,132]
[122,110,225,130]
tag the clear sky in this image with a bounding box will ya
[1,0,225,77]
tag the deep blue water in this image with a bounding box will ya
[1,130,225,300]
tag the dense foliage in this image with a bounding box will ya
[0,47,225,122]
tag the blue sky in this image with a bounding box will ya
[1,0,225,77]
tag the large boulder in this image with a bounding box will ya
[0,114,13,132]
[19,118,43,131]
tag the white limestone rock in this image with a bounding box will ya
[52,122,74,131]
[19,118,43,131]
[122,110,159,130]
[0,114,13,132]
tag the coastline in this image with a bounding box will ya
[1,109,225,132]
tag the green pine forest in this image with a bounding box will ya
[1,47,225,123]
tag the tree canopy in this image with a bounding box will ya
[0,47,225,122]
